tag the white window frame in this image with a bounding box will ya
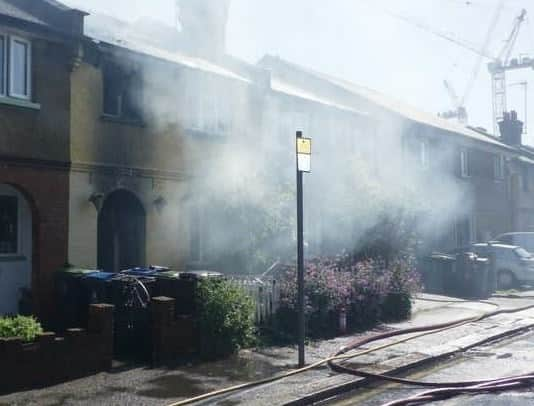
[494,154,505,180]
[460,149,470,178]
[455,215,476,247]
[8,35,31,100]
[420,140,428,168]
[0,34,6,97]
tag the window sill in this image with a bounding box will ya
[185,128,228,140]
[0,255,27,262]
[101,114,145,127]
[0,96,40,110]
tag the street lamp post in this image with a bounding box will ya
[296,130,311,368]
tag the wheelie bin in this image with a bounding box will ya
[422,254,455,295]
[55,265,99,330]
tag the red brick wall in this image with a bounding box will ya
[151,297,195,363]
[0,304,113,395]
[0,162,69,324]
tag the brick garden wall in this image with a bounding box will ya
[0,304,113,395]
[151,297,195,363]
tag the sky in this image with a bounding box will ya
[63,0,534,144]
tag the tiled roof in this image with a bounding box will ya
[0,0,84,29]
[260,56,512,150]
[79,11,251,84]
[271,79,368,117]
[0,0,48,25]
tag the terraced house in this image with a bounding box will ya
[1,0,534,323]
[0,0,85,319]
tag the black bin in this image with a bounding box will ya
[55,266,99,330]
[423,254,455,295]
[454,253,492,299]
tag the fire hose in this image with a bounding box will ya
[382,374,534,406]
[167,300,534,406]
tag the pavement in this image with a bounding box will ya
[2,293,534,406]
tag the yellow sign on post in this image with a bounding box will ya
[297,138,312,155]
[296,137,312,173]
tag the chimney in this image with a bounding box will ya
[499,110,524,146]
[178,0,231,58]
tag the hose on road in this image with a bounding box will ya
[329,304,534,379]
[167,299,534,406]
[327,303,534,405]
[383,374,534,406]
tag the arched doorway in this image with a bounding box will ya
[0,184,32,315]
[98,190,146,273]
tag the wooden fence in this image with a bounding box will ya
[230,276,280,325]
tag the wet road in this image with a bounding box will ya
[330,330,534,406]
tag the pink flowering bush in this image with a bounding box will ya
[276,254,420,338]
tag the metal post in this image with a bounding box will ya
[296,131,305,367]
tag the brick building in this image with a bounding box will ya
[0,0,85,321]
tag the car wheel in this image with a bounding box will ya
[497,270,517,290]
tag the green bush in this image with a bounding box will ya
[381,293,412,322]
[196,279,256,360]
[0,315,43,342]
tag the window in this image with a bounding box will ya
[0,35,31,99]
[189,91,231,136]
[420,140,428,168]
[9,37,31,99]
[494,154,505,180]
[102,62,141,121]
[455,216,476,247]
[522,164,530,192]
[0,196,18,254]
[0,36,5,96]
[460,149,470,177]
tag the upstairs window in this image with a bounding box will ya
[0,35,32,100]
[189,92,231,136]
[522,164,530,192]
[0,36,5,95]
[102,62,141,121]
[419,140,428,169]
[494,154,505,180]
[460,149,470,178]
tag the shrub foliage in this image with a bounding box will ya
[277,254,420,338]
[0,315,43,342]
[196,279,256,359]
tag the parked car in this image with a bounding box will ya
[494,232,534,254]
[471,243,534,290]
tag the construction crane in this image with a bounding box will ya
[441,0,504,125]
[488,9,530,135]
[441,80,468,124]
[379,3,532,135]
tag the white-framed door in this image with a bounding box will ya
[0,184,32,316]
